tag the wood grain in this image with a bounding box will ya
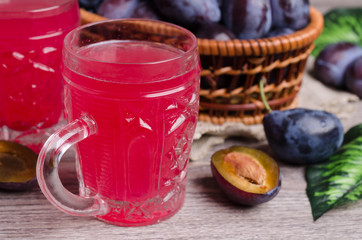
[1,1,362,239]
[1,152,362,240]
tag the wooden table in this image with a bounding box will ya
[1,1,362,239]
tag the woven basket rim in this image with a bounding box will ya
[198,6,324,56]
[81,6,324,57]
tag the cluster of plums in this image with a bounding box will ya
[314,42,362,98]
[79,0,311,40]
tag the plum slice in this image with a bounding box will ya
[0,140,37,191]
[211,146,281,205]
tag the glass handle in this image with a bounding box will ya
[36,115,108,216]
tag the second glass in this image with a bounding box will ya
[0,0,80,152]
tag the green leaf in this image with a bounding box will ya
[306,126,362,221]
[343,123,362,145]
[312,8,362,57]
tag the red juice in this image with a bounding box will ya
[62,40,200,225]
[0,0,79,131]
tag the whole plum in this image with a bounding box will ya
[222,0,272,39]
[345,56,362,98]
[97,0,139,19]
[271,0,310,30]
[263,108,344,165]
[153,0,221,26]
[194,23,236,41]
[314,42,362,88]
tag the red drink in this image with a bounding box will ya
[37,19,200,227]
[0,0,79,131]
[63,40,200,225]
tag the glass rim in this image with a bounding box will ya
[63,18,199,66]
[0,0,77,15]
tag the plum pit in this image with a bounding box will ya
[224,151,266,185]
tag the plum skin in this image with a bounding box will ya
[211,164,281,206]
[270,0,310,30]
[211,146,281,206]
[79,0,104,12]
[194,23,236,41]
[345,55,362,98]
[0,140,38,191]
[153,0,221,26]
[314,42,362,88]
[0,178,37,191]
[129,1,162,20]
[222,0,272,39]
[265,27,294,38]
[263,108,344,165]
[97,0,140,19]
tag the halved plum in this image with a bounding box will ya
[211,146,281,205]
[0,141,38,191]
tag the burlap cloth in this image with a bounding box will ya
[190,58,360,161]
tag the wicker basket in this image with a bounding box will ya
[80,7,324,125]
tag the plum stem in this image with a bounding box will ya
[259,77,272,113]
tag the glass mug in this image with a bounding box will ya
[36,19,200,226]
[0,0,80,153]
